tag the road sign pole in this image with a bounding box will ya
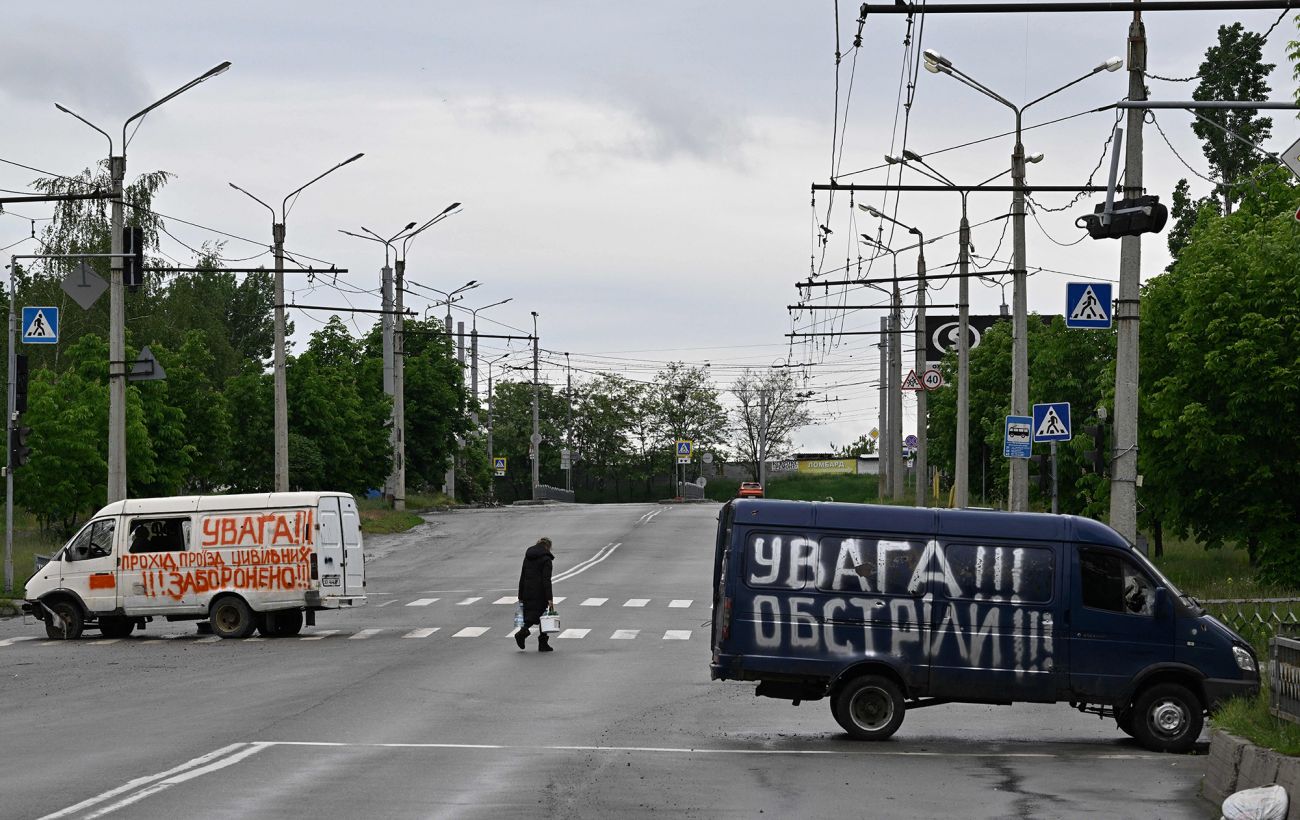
[5,256,15,592]
[1051,441,1059,514]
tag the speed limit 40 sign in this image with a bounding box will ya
[921,369,945,390]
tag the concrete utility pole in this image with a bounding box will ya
[339,221,418,505]
[469,298,511,414]
[890,284,903,499]
[57,61,230,503]
[565,351,573,493]
[231,151,363,492]
[878,315,889,500]
[531,311,541,495]
[486,352,508,502]
[1110,10,1145,542]
[423,279,477,499]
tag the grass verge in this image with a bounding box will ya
[357,492,450,534]
[1211,684,1300,756]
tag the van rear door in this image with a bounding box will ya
[316,497,346,593]
[339,495,364,595]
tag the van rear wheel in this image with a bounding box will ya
[259,609,304,638]
[210,596,256,639]
[1131,683,1203,754]
[833,675,906,740]
[43,600,84,640]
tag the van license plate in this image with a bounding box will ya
[322,575,341,587]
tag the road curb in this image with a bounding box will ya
[1202,729,1300,816]
[0,598,23,618]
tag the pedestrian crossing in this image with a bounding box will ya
[0,626,698,647]
[387,595,695,610]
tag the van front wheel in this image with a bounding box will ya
[43,600,84,640]
[1131,683,1204,754]
[833,675,906,740]
[210,597,256,639]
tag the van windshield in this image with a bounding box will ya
[1129,545,1199,612]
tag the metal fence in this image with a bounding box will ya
[1200,598,1300,648]
[1269,635,1300,724]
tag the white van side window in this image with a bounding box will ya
[746,533,815,589]
[943,544,1053,603]
[815,536,923,595]
[129,518,191,553]
[1080,549,1154,616]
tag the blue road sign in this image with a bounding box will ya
[1032,402,1072,442]
[22,306,59,344]
[1004,415,1032,459]
[1065,282,1112,329]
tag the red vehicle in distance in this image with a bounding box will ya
[738,482,764,498]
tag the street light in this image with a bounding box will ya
[339,221,417,507]
[57,61,231,503]
[861,205,929,505]
[230,151,364,492]
[858,233,903,501]
[882,151,1041,509]
[922,48,1121,511]
[469,297,512,407]
[530,311,541,495]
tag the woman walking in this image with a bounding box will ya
[516,537,554,652]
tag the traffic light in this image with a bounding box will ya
[9,415,31,469]
[14,354,27,414]
[1077,195,1169,240]
[1030,453,1051,493]
[1084,423,1108,475]
[123,226,145,291]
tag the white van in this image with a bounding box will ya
[22,492,366,640]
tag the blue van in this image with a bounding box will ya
[709,499,1259,753]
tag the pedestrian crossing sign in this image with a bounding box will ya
[1032,402,1072,442]
[676,440,692,457]
[493,457,507,471]
[21,306,59,344]
[1065,282,1112,329]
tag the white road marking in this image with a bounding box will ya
[348,629,383,640]
[300,629,339,641]
[580,597,608,607]
[624,599,649,607]
[196,636,222,644]
[79,743,272,819]
[493,596,516,605]
[456,597,483,606]
[663,630,691,640]
[402,628,440,639]
[610,630,639,640]
[406,598,439,607]
[36,742,258,820]
[0,636,38,647]
[375,600,397,608]
[88,639,121,646]
[453,626,490,638]
[553,543,622,583]
[552,597,566,604]
[556,629,589,639]
[668,599,692,608]
[258,740,1128,759]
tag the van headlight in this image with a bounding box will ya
[1232,645,1257,672]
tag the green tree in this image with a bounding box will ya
[1167,178,1222,266]
[1139,166,1300,580]
[648,362,728,490]
[731,368,812,480]
[571,373,644,500]
[835,433,878,458]
[392,318,470,495]
[1191,23,1274,214]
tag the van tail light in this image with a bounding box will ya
[721,596,733,641]
[310,553,319,581]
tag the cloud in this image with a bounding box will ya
[0,19,151,120]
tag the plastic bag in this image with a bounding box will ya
[539,607,561,635]
[513,601,524,629]
[1222,784,1287,820]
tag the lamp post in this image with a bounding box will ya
[339,221,418,505]
[924,48,1121,510]
[57,60,231,503]
[229,152,363,492]
[861,205,929,506]
[884,152,1041,508]
[420,280,479,499]
[486,352,510,502]
[469,297,512,411]
[860,235,904,501]
[530,311,541,496]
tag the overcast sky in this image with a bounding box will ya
[1,2,1296,456]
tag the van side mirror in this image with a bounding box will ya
[1154,586,1167,617]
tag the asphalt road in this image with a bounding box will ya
[0,502,1211,819]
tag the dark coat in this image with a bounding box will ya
[517,543,553,623]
